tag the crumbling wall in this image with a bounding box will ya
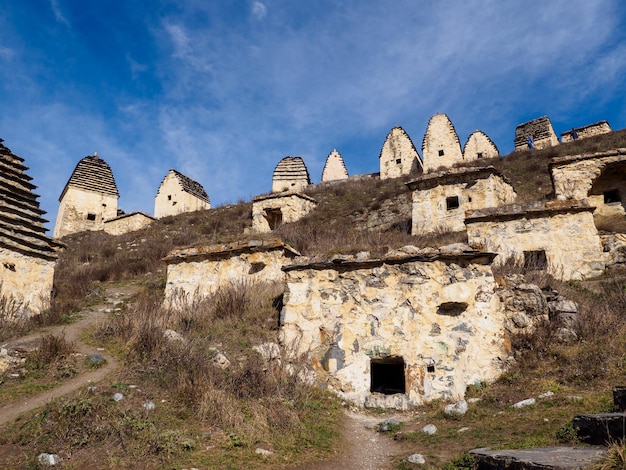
[53,188,118,238]
[422,114,463,173]
[514,116,559,151]
[321,149,349,182]
[466,202,605,280]
[103,212,154,236]
[252,193,317,233]
[561,121,611,143]
[379,127,422,180]
[280,248,510,408]
[463,130,499,161]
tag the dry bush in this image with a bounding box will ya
[29,333,75,369]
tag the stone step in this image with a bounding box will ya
[470,447,606,470]
[573,413,626,445]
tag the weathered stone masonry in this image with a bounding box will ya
[379,127,423,180]
[514,116,559,151]
[272,156,311,193]
[561,120,611,143]
[154,169,210,219]
[422,114,463,173]
[280,248,511,409]
[252,192,317,233]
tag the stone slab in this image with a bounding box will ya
[470,446,606,470]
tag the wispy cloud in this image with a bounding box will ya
[49,0,70,27]
[251,1,267,20]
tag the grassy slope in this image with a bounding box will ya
[1,129,626,468]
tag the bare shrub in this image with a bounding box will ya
[30,333,74,369]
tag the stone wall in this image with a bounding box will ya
[465,202,605,280]
[154,169,210,219]
[321,149,349,182]
[280,247,511,409]
[163,239,300,305]
[422,114,463,173]
[463,130,499,161]
[379,127,423,180]
[561,121,611,143]
[103,212,154,236]
[272,156,311,193]
[550,149,626,220]
[252,192,317,233]
[0,247,55,318]
[514,116,559,151]
[406,167,517,235]
[53,187,119,238]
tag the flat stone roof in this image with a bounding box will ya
[253,191,317,203]
[465,200,595,224]
[283,243,496,272]
[405,166,511,191]
[549,147,626,167]
[163,238,301,264]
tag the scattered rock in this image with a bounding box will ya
[467,397,481,404]
[377,418,400,432]
[406,453,426,464]
[164,329,184,342]
[255,448,274,456]
[87,354,105,367]
[567,395,583,401]
[444,398,468,416]
[457,427,470,433]
[538,391,555,399]
[143,401,155,411]
[37,453,60,466]
[513,398,536,408]
[112,393,124,402]
[421,424,437,435]
[252,342,281,362]
[211,351,231,369]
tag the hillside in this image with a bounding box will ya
[0,130,626,468]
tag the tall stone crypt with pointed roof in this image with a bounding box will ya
[154,169,211,219]
[0,139,60,318]
[53,153,119,238]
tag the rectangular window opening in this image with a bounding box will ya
[477,152,483,159]
[446,196,460,210]
[438,149,445,157]
[370,356,406,395]
[395,158,402,165]
[604,189,621,204]
[86,213,96,221]
[523,250,547,271]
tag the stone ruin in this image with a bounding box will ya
[154,169,211,219]
[379,127,423,180]
[272,156,311,193]
[53,154,119,239]
[465,201,605,281]
[463,130,499,161]
[406,166,517,235]
[252,192,317,233]
[103,211,154,236]
[163,238,300,307]
[279,246,511,409]
[549,148,626,222]
[561,120,611,143]
[514,116,559,151]
[0,139,60,317]
[421,113,463,173]
[321,149,349,182]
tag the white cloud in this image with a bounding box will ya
[251,1,267,20]
[49,0,70,27]
[0,46,14,60]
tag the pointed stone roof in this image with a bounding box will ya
[158,169,210,205]
[421,114,463,171]
[321,149,349,182]
[0,139,60,260]
[272,156,311,193]
[59,154,119,201]
[463,130,499,160]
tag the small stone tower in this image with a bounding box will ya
[154,169,211,219]
[422,113,463,173]
[379,127,423,180]
[514,116,559,151]
[321,149,349,182]
[0,139,59,317]
[463,130,499,161]
[272,156,311,193]
[53,153,119,238]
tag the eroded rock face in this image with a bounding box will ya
[280,247,511,408]
[379,127,423,180]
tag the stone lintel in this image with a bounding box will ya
[405,166,510,191]
[549,148,626,168]
[104,211,155,223]
[283,250,496,272]
[465,201,595,224]
[163,238,301,264]
[253,191,317,204]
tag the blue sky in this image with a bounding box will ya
[1,1,625,231]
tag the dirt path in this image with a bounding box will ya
[293,410,406,470]
[0,283,139,428]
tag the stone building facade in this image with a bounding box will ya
[53,154,119,238]
[163,239,300,306]
[514,116,559,151]
[463,130,499,161]
[272,156,311,193]
[0,139,60,318]
[379,127,423,180]
[549,148,626,220]
[252,192,317,233]
[422,114,463,173]
[561,121,611,143]
[406,167,517,235]
[154,169,210,219]
[465,202,605,280]
[280,247,511,409]
[321,149,349,182]
[103,211,154,236]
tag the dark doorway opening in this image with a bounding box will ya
[604,189,621,204]
[370,356,405,395]
[264,208,283,230]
